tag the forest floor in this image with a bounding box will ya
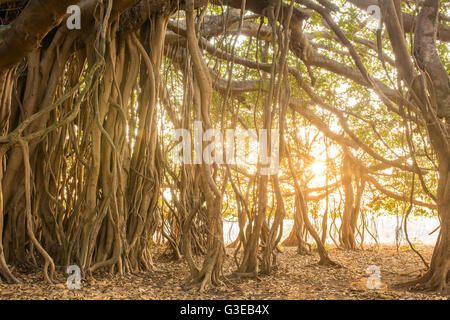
[0,245,448,300]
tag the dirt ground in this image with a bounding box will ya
[0,245,447,300]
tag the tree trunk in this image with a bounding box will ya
[0,69,19,283]
[340,154,356,249]
[340,155,365,250]
[281,195,311,255]
[410,160,450,293]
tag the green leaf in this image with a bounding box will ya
[0,25,11,42]
[0,24,11,31]
[0,25,11,41]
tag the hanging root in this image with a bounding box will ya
[0,254,19,284]
[20,139,56,283]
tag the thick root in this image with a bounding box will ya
[400,268,449,295]
[0,257,19,284]
[318,256,342,268]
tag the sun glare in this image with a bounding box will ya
[311,161,326,177]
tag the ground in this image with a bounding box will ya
[0,245,448,300]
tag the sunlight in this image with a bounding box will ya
[311,161,326,178]
[307,160,328,188]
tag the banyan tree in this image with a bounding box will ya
[0,0,448,293]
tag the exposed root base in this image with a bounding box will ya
[396,270,449,296]
[318,257,342,268]
[231,271,259,280]
[0,262,20,284]
[0,273,19,284]
[183,272,224,293]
